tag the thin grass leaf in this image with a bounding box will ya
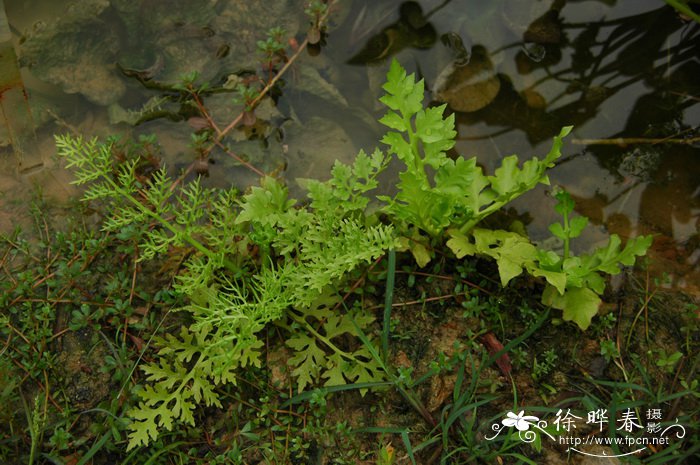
[382,249,396,365]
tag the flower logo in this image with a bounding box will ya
[502,411,540,431]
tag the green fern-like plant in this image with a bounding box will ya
[537,190,652,329]
[283,294,383,393]
[376,59,650,329]
[55,135,234,269]
[56,135,396,449]
[446,192,652,329]
[376,60,571,267]
[378,60,570,239]
[55,59,652,450]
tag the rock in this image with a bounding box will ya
[267,345,292,389]
[282,117,357,183]
[112,1,221,85]
[293,64,349,108]
[427,373,457,412]
[19,0,126,106]
[347,1,437,64]
[425,320,468,412]
[211,0,300,72]
[20,0,303,106]
[0,174,23,234]
[433,45,500,112]
[108,96,174,126]
[542,449,569,465]
[56,328,111,410]
[393,350,412,369]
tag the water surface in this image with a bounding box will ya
[1,0,698,293]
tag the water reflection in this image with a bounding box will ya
[1,0,698,292]
[347,1,439,64]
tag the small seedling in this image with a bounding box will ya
[600,339,619,362]
[652,349,683,373]
[532,349,558,381]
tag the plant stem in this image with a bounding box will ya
[459,201,503,233]
[382,249,395,365]
[291,313,353,360]
[216,0,336,141]
[562,210,570,261]
[403,113,426,186]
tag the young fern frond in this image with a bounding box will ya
[301,148,390,213]
[291,218,396,304]
[55,134,236,271]
[126,322,260,450]
[377,59,570,238]
[82,182,115,202]
[174,255,221,295]
[142,169,175,213]
[185,267,293,337]
[140,229,174,261]
[56,135,113,184]
[175,179,211,226]
[115,158,141,195]
[102,206,149,233]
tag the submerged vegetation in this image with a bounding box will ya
[1,1,699,464]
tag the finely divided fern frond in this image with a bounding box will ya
[56,60,616,452]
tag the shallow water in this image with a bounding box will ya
[1,0,698,292]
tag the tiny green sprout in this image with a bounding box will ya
[267,26,286,42]
[396,366,414,386]
[305,0,328,19]
[190,132,210,149]
[173,71,211,94]
[592,312,617,335]
[174,71,200,90]
[137,133,158,145]
[257,28,286,58]
[234,83,259,111]
[510,347,529,368]
[532,349,558,381]
[377,442,396,465]
[304,0,328,43]
[69,304,93,331]
[549,188,589,261]
[653,349,683,373]
[680,378,699,397]
[309,388,328,408]
[600,339,619,362]
[49,427,72,451]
